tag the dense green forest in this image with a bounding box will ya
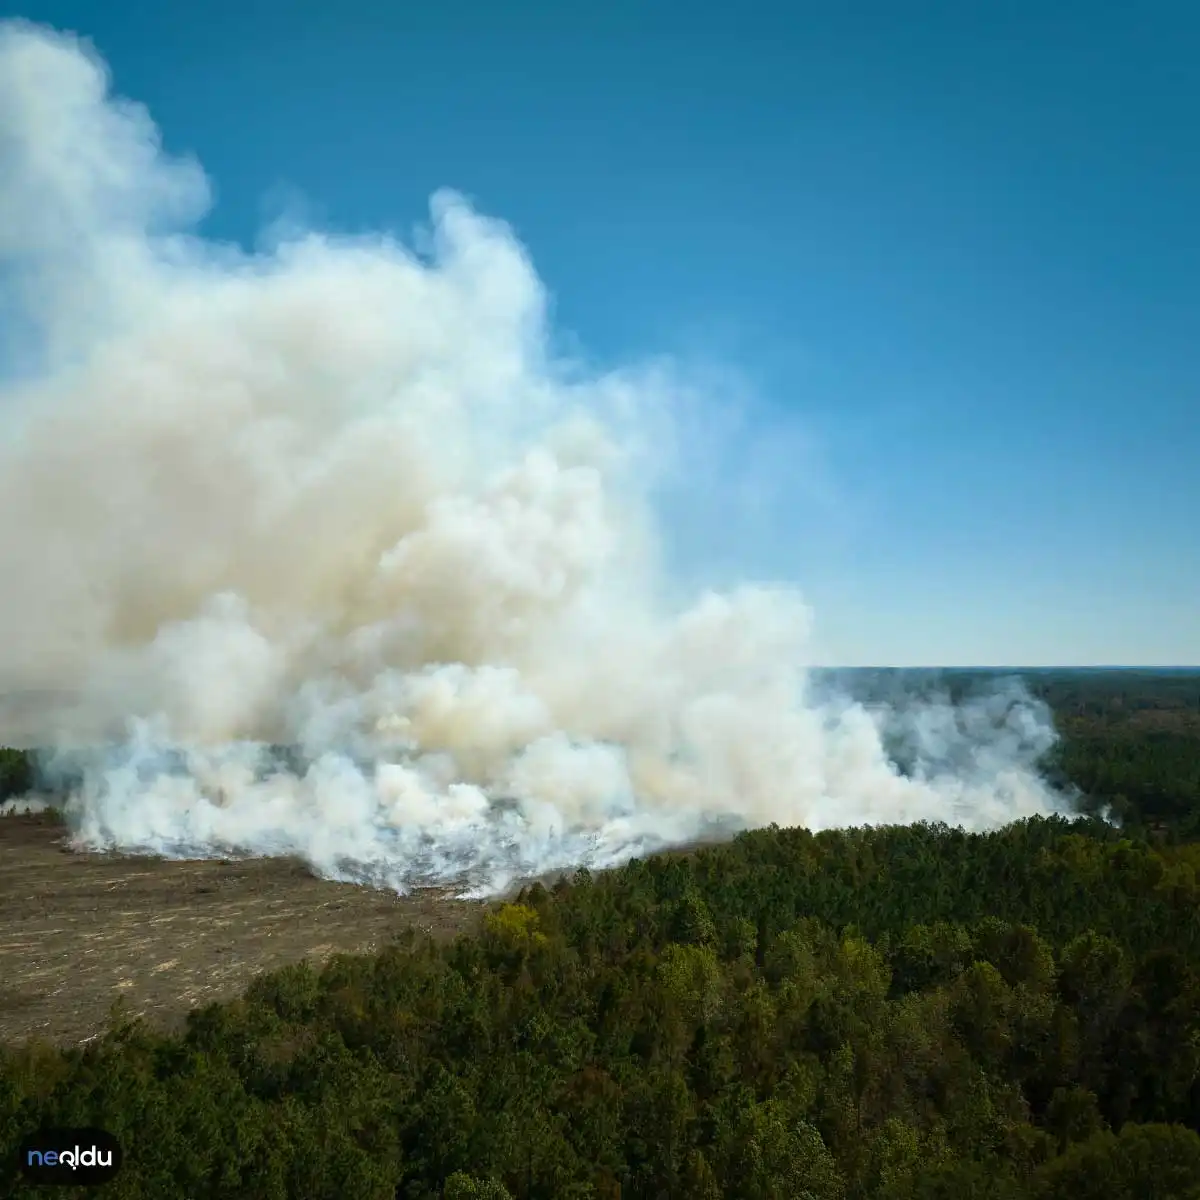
[3,669,1200,1198]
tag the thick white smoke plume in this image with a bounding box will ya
[0,22,1068,894]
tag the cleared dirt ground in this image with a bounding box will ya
[0,811,484,1046]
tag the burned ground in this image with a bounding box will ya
[0,811,483,1045]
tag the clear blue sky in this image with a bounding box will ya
[6,0,1198,666]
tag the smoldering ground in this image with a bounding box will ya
[0,22,1069,896]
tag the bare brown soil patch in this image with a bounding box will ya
[0,812,484,1046]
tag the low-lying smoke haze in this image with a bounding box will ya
[0,22,1069,894]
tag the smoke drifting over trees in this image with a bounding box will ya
[0,22,1067,893]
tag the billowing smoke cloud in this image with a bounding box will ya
[0,22,1068,894]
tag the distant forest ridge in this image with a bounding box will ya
[824,667,1200,676]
